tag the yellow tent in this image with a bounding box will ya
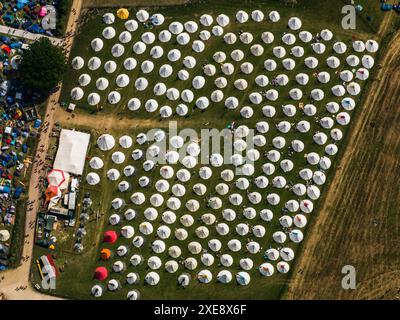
[117,8,129,20]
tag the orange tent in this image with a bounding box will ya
[45,185,60,203]
[1,45,11,55]
[100,248,111,260]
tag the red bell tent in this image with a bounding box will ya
[47,169,66,187]
[94,267,108,281]
[103,230,118,244]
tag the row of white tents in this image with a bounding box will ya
[91,263,289,297]
[100,9,379,58]
[88,8,378,298]
[71,7,377,118]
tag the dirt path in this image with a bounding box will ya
[83,0,190,8]
[55,108,166,129]
[0,0,83,300]
[54,106,209,130]
[377,10,394,38]
[284,13,400,299]
[0,25,62,45]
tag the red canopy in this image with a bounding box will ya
[45,185,59,203]
[103,230,117,244]
[94,267,108,281]
[1,45,11,54]
[47,169,66,187]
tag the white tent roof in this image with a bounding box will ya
[54,129,90,175]
[346,54,360,67]
[107,168,120,181]
[291,46,304,58]
[169,21,184,34]
[217,270,232,283]
[282,33,296,45]
[72,56,84,70]
[136,9,149,22]
[259,263,274,276]
[313,42,326,54]
[178,70,189,81]
[224,33,237,44]
[269,11,280,22]
[236,10,248,23]
[252,10,264,22]
[141,60,154,73]
[87,92,100,106]
[299,31,312,43]
[70,87,83,101]
[125,19,138,32]
[264,59,277,71]
[321,29,333,41]
[102,26,115,39]
[273,46,286,58]
[353,40,365,52]
[184,21,198,33]
[111,44,124,57]
[89,157,103,170]
[222,209,236,221]
[145,272,160,286]
[200,14,213,26]
[91,38,104,52]
[132,41,146,55]
[157,30,171,43]
[151,13,165,26]
[108,91,121,104]
[88,56,101,71]
[104,60,117,74]
[91,285,103,297]
[366,40,379,53]
[103,13,115,25]
[288,17,302,30]
[265,248,279,261]
[94,77,108,91]
[333,41,347,54]
[240,32,253,44]
[216,14,230,27]
[362,55,375,69]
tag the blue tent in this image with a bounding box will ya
[381,4,393,11]
[0,36,11,44]
[28,24,41,33]
[16,0,29,10]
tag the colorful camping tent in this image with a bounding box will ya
[44,185,60,203]
[100,248,111,260]
[39,6,48,18]
[117,8,129,20]
[0,229,10,242]
[94,267,108,281]
[16,0,29,10]
[103,231,118,244]
[0,45,11,55]
[47,169,66,187]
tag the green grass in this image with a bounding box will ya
[60,0,382,111]
[33,0,382,300]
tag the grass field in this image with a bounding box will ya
[283,19,400,300]
[30,0,386,300]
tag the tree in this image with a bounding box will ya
[19,38,67,98]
